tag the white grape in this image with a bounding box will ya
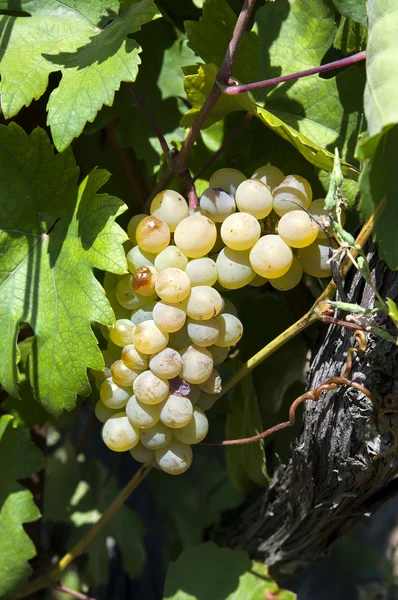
[174,215,217,258]
[152,300,186,333]
[309,198,346,239]
[133,370,169,405]
[95,400,117,423]
[221,297,238,316]
[196,391,218,412]
[269,256,303,291]
[126,395,161,429]
[155,268,191,303]
[121,344,149,371]
[198,368,222,394]
[216,247,255,290]
[183,286,222,320]
[159,394,193,428]
[209,168,246,196]
[109,319,136,347]
[188,384,201,404]
[173,407,209,444]
[102,412,139,452]
[209,345,229,366]
[127,214,147,244]
[168,324,191,350]
[110,360,141,387]
[249,235,293,279]
[90,350,113,381]
[278,210,318,248]
[154,245,188,271]
[132,265,159,297]
[298,240,333,278]
[126,245,156,273]
[136,215,170,253]
[249,273,268,287]
[149,348,183,379]
[133,320,169,354]
[116,275,148,310]
[199,187,236,222]
[251,165,284,190]
[155,440,193,475]
[150,189,189,231]
[214,313,243,347]
[221,212,261,251]
[187,318,220,347]
[100,377,131,409]
[129,442,155,463]
[130,301,157,326]
[273,175,313,216]
[140,422,172,449]
[180,345,213,384]
[185,257,218,287]
[235,178,273,219]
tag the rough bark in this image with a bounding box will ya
[216,244,398,579]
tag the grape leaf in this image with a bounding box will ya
[0,415,45,596]
[163,542,296,600]
[0,0,158,151]
[332,0,367,26]
[0,123,128,415]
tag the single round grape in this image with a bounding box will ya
[221,296,238,316]
[121,344,149,371]
[278,210,318,248]
[100,377,131,409]
[209,345,229,366]
[90,350,113,381]
[116,275,148,310]
[180,345,214,384]
[110,360,141,387]
[129,441,155,463]
[150,189,189,232]
[187,318,220,347]
[214,313,243,347]
[95,400,117,423]
[298,240,333,278]
[183,286,222,320]
[199,187,236,222]
[126,245,156,274]
[155,268,191,303]
[154,246,188,272]
[209,168,246,196]
[127,214,147,244]
[133,370,169,405]
[136,215,170,253]
[133,320,169,354]
[198,368,222,394]
[132,265,159,297]
[251,165,284,190]
[126,394,161,429]
[249,235,293,279]
[220,212,261,252]
[155,440,193,475]
[140,422,172,449]
[309,198,346,239]
[216,247,255,290]
[174,215,217,258]
[196,391,218,411]
[109,319,136,347]
[173,407,209,444]
[160,394,193,428]
[270,256,303,291]
[102,412,139,452]
[188,384,201,404]
[168,324,191,350]
[152,300,186,333]
[185,257,218,287]
[235,178,273,219]
[149,348,183,379]
[273,175,313,216]
[130,301,157,326]
[249,273,268,287]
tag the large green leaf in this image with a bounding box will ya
[0,415,45,596]
[0,123,128,415]
[332,0,368,26]
[163,542,296,600]
[0,0,158,150]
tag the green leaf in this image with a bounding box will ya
[334,17,368,55]
[332,0,368,26]
[386,298,398,327]
[225,372,268,492]
[163,542,296,600]
[158,33,200,100]
[0,415,45,596]
[0,123,128,415]
[0,0,158,150]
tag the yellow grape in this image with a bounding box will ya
[185,257,218,287]
[183,286,222,320]
[251,165,284,190]
[235,178,273,219]
[298,240,333,278]
[109,319,136,347]
[278,210,318,248]
[221,212,261,251]
[110,360,141,387]
[155,440,193,475]
[174,215,217,258]
[133,370,169,405]
[159,394,194,428]
[269,256,303,291]
[132,265,159,297]
[152,300,186,333]
[154,246,188,271]
[136,215,170,253]
[214,313,243,347]
[102,412,139,452]
[216,247,255,290]
[273,175,312,216]
[150,189,189,232]
[140,422,172,449]
[249,235,293,279]
[126,395,161,429]
[209,168,246,196]
[133,320,169,354]
[179,345,214,384]
[155,268,191,303]
[173,407,209,444]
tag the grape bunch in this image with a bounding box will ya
[91,165,338,475]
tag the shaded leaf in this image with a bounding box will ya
[332,0,367,26]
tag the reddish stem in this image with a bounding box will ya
[223,51,367,95]
[181,170,199,212]
[127,83,170,160]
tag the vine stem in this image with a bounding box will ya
[180,170,199,212]
[14,464,152,599]
[55,585,96,600]
[223,51,367,95]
